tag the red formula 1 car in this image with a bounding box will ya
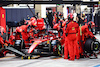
[27,18,62,56]
[4,17,62,58]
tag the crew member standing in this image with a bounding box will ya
[47,10,53,28]
[65,13,80,60]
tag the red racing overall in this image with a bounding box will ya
[65,21,79,60]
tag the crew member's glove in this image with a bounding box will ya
[13,39,15,41]
[92,37,96,41]
[66,33,68,36]
[80,40,84,43]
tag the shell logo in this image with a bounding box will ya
[72,27,75,30]
[2,14,4,18]
[34,42,38,45]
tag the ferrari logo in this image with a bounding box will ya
[2,14,4,18]
[72,27,75,30]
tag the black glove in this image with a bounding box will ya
[8,43,10,46]
[66,33,68,36]
[27,37,31,41]
[80,40,84,43]
[13,39,15,41]
[28,37,33,41]
[33,30,35,34]
[92,37,96,41]
[33,30,38,34]
[37,30,40,33]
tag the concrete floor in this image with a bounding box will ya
[0,55,100,67]
[0,34,100,67]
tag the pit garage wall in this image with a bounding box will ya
[41,4,68,18]
[3,7,35,40]
[35,4,41,18]
[40,4,92,19]
[5,8,35,22]
[41,4,85,19]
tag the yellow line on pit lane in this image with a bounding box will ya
[53,57,62,60]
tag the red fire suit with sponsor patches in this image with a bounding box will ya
[9,32,21,46]
[0,36,5,48]
[9,35,15,46]
[65,21,79,60]
[20,25,30,48]
[35,18,46,37]
[0,36,9,47]
[78,24,95,54]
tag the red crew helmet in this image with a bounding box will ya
[31,20,37,27]
[30,17,36,21]
[67,13,74,20]
[62,21,66,27]
[16,27,22,33]
[53,23,59,29]
[88,21,95,28]
[24,20,29,25]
